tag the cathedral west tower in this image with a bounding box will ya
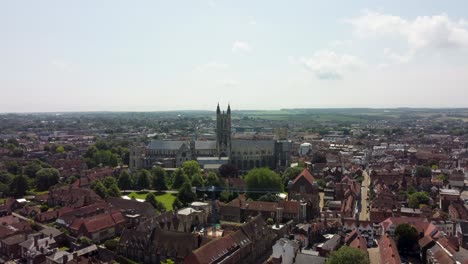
[216,103,231,157]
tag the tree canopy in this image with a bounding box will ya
[151,166,167,191]
[415,166,432,178]
[218,163,238,177]
[311,152,327,164]
[136,170,151,189]
[35,168,60,191]
[10,174,29,197]
[172,168,188,189]
[118,171,133,190]
[205,172,222,187]
[145,192,165,212]
[408,191,430,208]
[245,168,283,199]
[181,160,201,178]
[327,246,369,264]
[394,224,419,252]
[177,182,196,206]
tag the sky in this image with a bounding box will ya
[1,0,468,112]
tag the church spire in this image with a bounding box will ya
[227,103,231,114]
[216,103,220,114]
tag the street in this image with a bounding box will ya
[359,170,371,221]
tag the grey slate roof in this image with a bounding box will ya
[232,139,275,150]
[148,140,186,150]
[194,140,216,150]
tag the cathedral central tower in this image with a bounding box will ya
[216,103,231,157]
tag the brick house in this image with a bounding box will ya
[69,211,126,242]
[287,168,320,219]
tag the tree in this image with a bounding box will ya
[181,160,201,179]
[104,239,119,251]
[107,184,121,197]
[266,218,274,225]
[191,173,204,188]
[177,182,196,205]
[415,166,432,178]
[327,246,370,264]
[5,161,19,174]
[394,224,419,252]
[145,192,166,212]
[103,176,117,189]
[36,168,60,191]
[205,172,221,187]
[436,174,448,184]
[136,170,151,190]
[408,192,430,208]
[316,178,326,189]
[220,190,235,203]
[245,168,283,199]
[10,174,29,197]
[24,161,43,178]
[172,197,183,210]
[0,171,14,185]
[118,171,133,190]
[55,146,65,153]
[311,152,327,164]
[258,193,278,202]
[282,166,303,181]
[172,168,188,189]
[151,166,167,191]
[218,163,238,178]
[91,181,108,199]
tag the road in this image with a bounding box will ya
[359,170,371,221]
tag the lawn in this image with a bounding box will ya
[126,191,149,200]
[123,191,176,211]
[155,193,176,211]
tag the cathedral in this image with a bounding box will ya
[129,104,292,172]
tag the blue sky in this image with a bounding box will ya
[1,0,468,112]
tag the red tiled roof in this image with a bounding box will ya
[185,233,239,264]
[379,234,401,264]
[292,168,315,185]
[279,200,300,214]
[78,211,125,233]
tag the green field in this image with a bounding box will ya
[155,193,176,211]
[126,191,148,199]
[125,191,176,211]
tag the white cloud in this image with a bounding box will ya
[232,41,251,52]
[195,62,229,72]
[249,17,257,25]
[347,10,468,60]
[383,48,414,64]
[300,50,366,80]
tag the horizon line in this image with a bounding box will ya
[2,106,468,115]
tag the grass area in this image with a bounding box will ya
[123,191,176,211]
[28,189,49,196]
[155,193,176,211]
[125,191,149,200]
[59,246,69,251]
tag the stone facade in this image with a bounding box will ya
[129,104,292,172]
